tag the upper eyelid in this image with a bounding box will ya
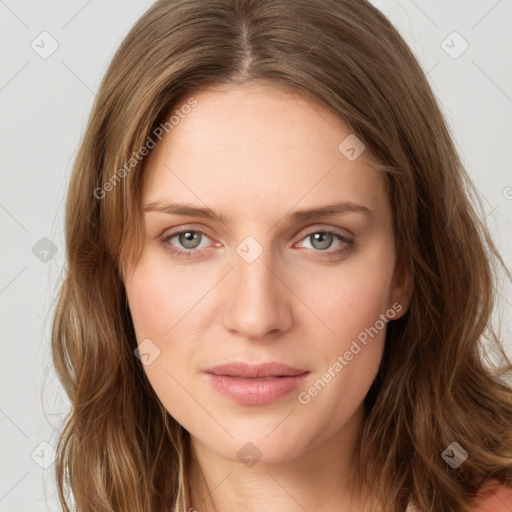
[162,224,351,236]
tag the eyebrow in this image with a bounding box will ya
[143,200,374,224]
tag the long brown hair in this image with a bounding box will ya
[51,0,512,510]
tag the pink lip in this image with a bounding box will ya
[204,362,309,405]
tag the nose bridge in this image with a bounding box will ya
[222,238,291,339]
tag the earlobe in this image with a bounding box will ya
[389,258,414,320]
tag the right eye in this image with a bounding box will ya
[160,228,220,258]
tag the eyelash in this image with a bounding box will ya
[159,228,355,260]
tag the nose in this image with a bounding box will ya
[222,245,293,341]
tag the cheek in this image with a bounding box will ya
[126,250,213,340]
[296,241,396,347]
[293,276,390,436]
[125,255,214,434]
[298,273,389,364]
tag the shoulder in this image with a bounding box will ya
[406,482,512,512]
[472,481,512,512]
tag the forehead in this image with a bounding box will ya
[142,82,389,222]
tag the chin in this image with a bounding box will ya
[192,424,310,467]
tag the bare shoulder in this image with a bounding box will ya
[405,483,512,512]
[472,482,512,512]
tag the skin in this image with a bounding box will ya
[123,82,413,512]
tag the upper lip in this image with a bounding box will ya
[205,362,308,378]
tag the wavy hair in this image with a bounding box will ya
[51,0,512,510]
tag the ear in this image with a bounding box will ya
[388,255,414,320]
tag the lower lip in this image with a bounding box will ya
[206,373,309,405]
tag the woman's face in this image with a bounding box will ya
[124,82,412,465]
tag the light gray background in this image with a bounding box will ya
[1,1,511,510]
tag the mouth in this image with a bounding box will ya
[204,362,309,405]
[205,361,308,378]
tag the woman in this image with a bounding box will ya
[51,0,512,510]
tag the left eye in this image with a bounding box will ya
[164,230,211,250]
[297,230,350,251]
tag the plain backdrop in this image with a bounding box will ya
[0,0,511,510]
